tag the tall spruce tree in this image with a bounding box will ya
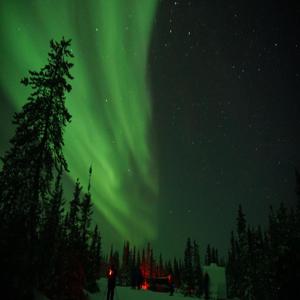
[236,205,248,299]
[39,168,65,291]
[173,257,181,288]
[226,231,238,298]
[79,167,99,291]
[87,224,101,291]
[193,240,203,298]
[0,38,73,298]
[149,247,155,279]
[80,166,93,251]
[205,244,212,265]
[131,246,136,270]
[68,178,82,248]
[121,241,131,284]
[158,253,164,276]
[137,249,141,271]
[183,237,194,295]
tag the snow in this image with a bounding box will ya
[34,265,228,300]
[203,263,227,300]
[87,279,192,300]
[87,277,229,300]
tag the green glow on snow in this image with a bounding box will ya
[0,0,158,245]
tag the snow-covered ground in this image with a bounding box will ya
[87,264,227,300]
[87,279,214,300]
[87,278,185,300]
[35,279,229,300]
[36,264,228,300]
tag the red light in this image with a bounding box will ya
[141,280,149,290]
[109,269,113,276]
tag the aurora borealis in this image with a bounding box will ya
[0,0,159,247]
[1,0,300,258]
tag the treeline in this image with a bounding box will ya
[0,38,101,300]
[227,172,300,300]
[105,239,222,298]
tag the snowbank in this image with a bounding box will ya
[203,263,227,299]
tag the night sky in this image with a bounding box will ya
[0,0,300,259]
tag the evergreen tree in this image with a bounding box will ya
[121,241,131,285]
[89,225,101,278]
[68,178,82,248]
[226,187,300,300]
[252,226,268,299]
[165,259,173,275]
[236,205,248,299]
[193,240,203,297]
[109,245,114,265]
[203,272,210,300]
[80,166,93,251]
[205,244,211,265]
[183,237,194,295]
[149,247,155,279]
[85,224,102,292]
[132,246,136,271]
[113,250,120,273]
[0,37,73,298]
[237,205,246,237]
[173,257,181,288]
[146,242,152,278]
[39,168,65,292]
[211,247,216,264]
[215,248,219,265]
[60,178,87,300]
[158,253,164,276]
[226,231,238,298]
[141,248,146,278]
[137,250,141,270]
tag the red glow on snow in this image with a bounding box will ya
[141,280,149,290]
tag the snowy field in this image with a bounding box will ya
[35,263,228,300]
[87,278,217,300]
[86,263,228,300]
[87,278,182,300]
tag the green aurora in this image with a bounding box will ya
[0,0,159,246]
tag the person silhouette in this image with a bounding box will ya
[203,272,210,299]
[168,273,175,296]
[107,264,117,300]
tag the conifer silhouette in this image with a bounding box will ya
[0,37,73,299]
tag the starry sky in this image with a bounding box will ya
[0,0,300,259]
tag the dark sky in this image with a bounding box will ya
[149,0,300,257]
[0,0,300,260]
